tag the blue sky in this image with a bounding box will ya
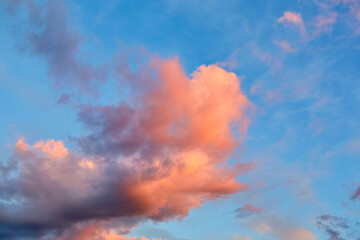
[0,0,360,239]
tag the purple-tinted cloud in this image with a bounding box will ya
[350,186,360,201]
[316,214,360,240]
[235,204,261,218]
[3,0,107,94]
[0,56,253,239]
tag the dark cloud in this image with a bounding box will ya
[316,214,360,240]
[350,187,360,201]
[234,204,261,218]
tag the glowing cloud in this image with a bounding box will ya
[0,57,253,239]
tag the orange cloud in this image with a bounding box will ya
[104,233,161,240]
[33,139,68,158]
[76,57,253,220]
[54,223,161,240]
[125,150,245,220]
[2,57,253,238]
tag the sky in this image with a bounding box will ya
[0,0,360,239]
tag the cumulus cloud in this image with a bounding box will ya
[0,57,253,239]
[0,1,254,239]
[78,57,251,158]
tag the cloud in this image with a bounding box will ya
[2,0,107,94]
[274,40,297,53]
[235,204,261,218]
[249,214,316,240]
[278,11,303,25]
[78,57,251,159]
[315,214,357,240]
[313,0,360,35]
[54,222,162,240]
[216,50,240,70]
[106,236,161,240]
[251,43,282,73]
[57,93,71,105]
[350,187,360,200]
[313,12,338,36]
[0,57,253,239]
[277,11,307,38]
[1,1,254,239]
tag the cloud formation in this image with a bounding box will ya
[0,56,253,239]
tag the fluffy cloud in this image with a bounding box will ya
[0,57,253,239]
[1,1,254,239]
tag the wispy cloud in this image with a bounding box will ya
[3,0,107,95]
[350,187,360,201]
[274,40,297,53]
[277,11,307,39]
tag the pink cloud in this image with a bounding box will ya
[235,204,262,218]
[313,12,338,36]
[274,40,297,53]
[0,57,254,238]
[251,44,282,72]
[54,222,162,240]
[33,139,68,159]
[314,0,360,34]
[277,11,307,38]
